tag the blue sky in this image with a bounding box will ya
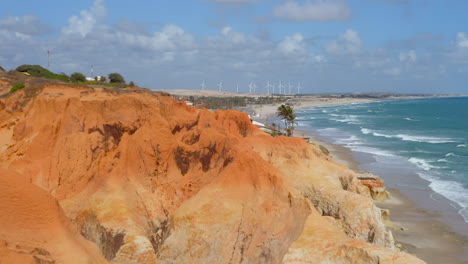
[1,0,467,94]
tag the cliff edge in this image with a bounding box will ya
[0,77,425,263]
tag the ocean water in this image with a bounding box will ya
[296,97,468,223]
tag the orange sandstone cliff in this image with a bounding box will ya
[0,77,425,263]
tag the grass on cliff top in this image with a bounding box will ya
[14,65,129,88]
[10,83,25,93]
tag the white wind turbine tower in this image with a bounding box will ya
[288,83,293,94]
[252,82,257,94]
[236,83,239,93]
[278,81,285,95]
[266,81,274,94]
[248,82,253,93]
[200,80,206,91]
[297,82,302,94]
[217,81,223,92]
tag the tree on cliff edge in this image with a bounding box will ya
[108,73,125,84]
[276,104,296,137]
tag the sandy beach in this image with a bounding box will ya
[250,97,468,264]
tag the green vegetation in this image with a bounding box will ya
[70,72,86,82]
[108,73,125,84]
[10,83,25,93]
[276,104,297,137]
[13,64,130,88]
[16,65,70,82]
[129,81,135,86]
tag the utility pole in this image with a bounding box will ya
[47,50,50,68]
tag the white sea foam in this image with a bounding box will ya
[361,128,372,135]
[395,134,456,143]
[403,117,418,121]
[417,173,468,223]
[359,128,456,143]
[445,152,458,157]
[317,127,339,133]
[349,145,395,157]
[336,135,363,146]
[335,115,360,124]
[457,143,467,148]
[408,157,439,171]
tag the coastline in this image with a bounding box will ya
[252,97,468,264]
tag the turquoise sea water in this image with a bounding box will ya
[296,97,468,223]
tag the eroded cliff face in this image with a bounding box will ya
[0,82,425,264]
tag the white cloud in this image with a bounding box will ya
[277,33,307,55]
[0,15,51,36]
[273,0,351,21]
[399,50,416,63]
[221,26,246,44]
[326,29,362,55]
[456,32,468,48]
[112,24,194,51]
[61,0,107,37]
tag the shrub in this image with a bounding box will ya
[100,76,107,82]
[15,65,70,82]
[108,73,125,84]
[70,72,86,82]
[10,83,25,93]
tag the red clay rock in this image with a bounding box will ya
[0,83,425,263]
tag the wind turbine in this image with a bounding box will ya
[297,82,302,94]
[278,81,285,95]
[200,80,206,91]
[248,82,253,93]
[266,81,274,94]
[236,83,239,93]
[217,81,223,92]
[288,83,293,94]
[252,82,257,94]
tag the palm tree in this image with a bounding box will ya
[276,104,297,136]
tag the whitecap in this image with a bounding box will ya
[360,128,456,143]
[360,128,372,135]
[417,173,468,223]
[457,143,467,148]
[395,134,456,143]
[349,145,395,157]
[334,115,360,124]
[408,157,439,171]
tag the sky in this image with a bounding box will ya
[1,0,467,94]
